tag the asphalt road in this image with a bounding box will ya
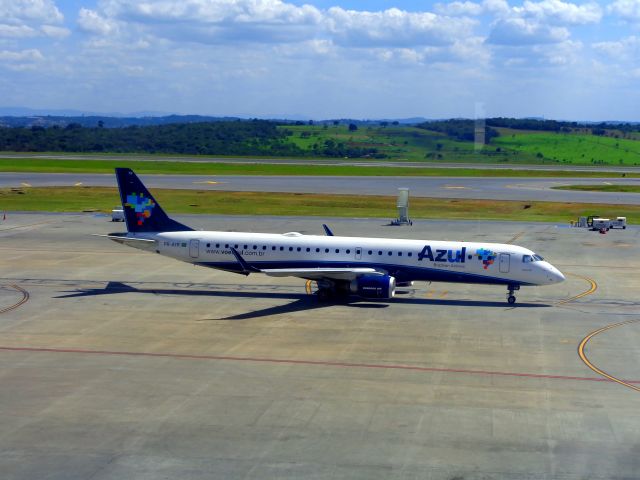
[2,172,640,204]
[2,153,640,172]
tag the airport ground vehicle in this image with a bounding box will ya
[610,217,627,229]
[111,206,125,222]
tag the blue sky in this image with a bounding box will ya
[1,0,639,120]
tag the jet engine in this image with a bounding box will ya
[351,274,396,299]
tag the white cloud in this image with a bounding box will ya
[0,0,63,24]
[103,0,322,25]
[41,25,70,38]
[80,1,476,48]
[490,38,582,67]
[0,1,67,40]
[593,36,640,61]
[514,0,602,25]
[434,1,484,16]
[608,0,640,22]
[77,8,119,36]
[0,48,44,61]
[0,24,37,38]
[488,18,570,45]
[326,7,476,47]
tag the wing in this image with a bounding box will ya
[229,248,383,281]
[261,267,381,281]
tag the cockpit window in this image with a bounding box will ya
[532,254,544,261]
[522,255,532,263]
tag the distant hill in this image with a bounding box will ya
[0,114,242,128]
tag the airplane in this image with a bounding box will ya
[99,168,565,304]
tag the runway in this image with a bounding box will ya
[3,152,640,173]
[1,213,639,479]
[2,172,640,204]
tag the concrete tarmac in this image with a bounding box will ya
[1,213,639,479]
[2,172,640,204]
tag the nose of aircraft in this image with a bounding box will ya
[547,264,565,284]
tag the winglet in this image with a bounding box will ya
[322,224,334,236]
[230,248,262,275]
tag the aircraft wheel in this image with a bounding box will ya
[507,295,516,305]
[316,289,332,302]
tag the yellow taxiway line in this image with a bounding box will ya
[578,319,640,393]
[556,273,597,306]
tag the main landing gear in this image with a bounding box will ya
[507,284,520,304]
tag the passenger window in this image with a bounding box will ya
[289,247,293,251]
[346,249,350,254]
[325,248,329,253]
[306,247,310,252]
[244,245,248,249]
[206,243,211,248]
[225,244,229,248]
[388,251,392,256]
[408,252,412,257]
[378,251,382,255]
[272,246,276,250]
[398,252,402,256]
[316,248,320,252]
[253,245,257,250]
[216,244,220,248]
[335,249,339,253]
[368,250,372,255]
[280,246,284,251]
[297,247,301,252]
[262,246,266,250]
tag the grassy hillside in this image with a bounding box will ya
[281,125,640,165]
[492,131,640,166]
[1,121,640,167]
[282,125,518,163]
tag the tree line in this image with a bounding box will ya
[0,120,383,158]
[416,119,500,143]
[0,121,308,156]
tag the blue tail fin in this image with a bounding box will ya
[115,168,193,232]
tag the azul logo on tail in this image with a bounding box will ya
[125,193,156,226]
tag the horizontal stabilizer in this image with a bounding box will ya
[93,234,157,251]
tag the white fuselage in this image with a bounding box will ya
[131,230,565,287]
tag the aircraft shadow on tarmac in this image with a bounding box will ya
[55,281,550,320]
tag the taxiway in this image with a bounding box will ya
[1,213,639,479]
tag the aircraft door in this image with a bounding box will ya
[499,253,510,273]
[189,239,199,258]
[355,247,362,260]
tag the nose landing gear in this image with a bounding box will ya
[507,284,520,304]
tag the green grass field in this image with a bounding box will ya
[1,158,638,178]
[552,184,640,192]
[283,125,494,163]
[493,132,640,166]
[283,125,640,166]
[3,186,639,223]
